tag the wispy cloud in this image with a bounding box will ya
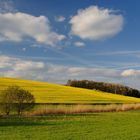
[1,54,140,89]
[0,55,119,81]
[95,50,140,56]
[55,16,65,22]
[74,41,85,47]
[0,0,17,13]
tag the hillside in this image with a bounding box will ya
[0,77,140,104]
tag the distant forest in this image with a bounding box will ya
[66,80,140,98]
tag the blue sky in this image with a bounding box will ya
[0,0,140,89]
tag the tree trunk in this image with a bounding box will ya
[6,111,9,116]
[17,108,21,116]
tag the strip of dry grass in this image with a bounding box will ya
[29,104,140,116]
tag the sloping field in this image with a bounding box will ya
[0,77,140,104]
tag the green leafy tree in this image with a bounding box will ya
[0,86,35,116]
[14,88,35,115]
[0,86,17,115]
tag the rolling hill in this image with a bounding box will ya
[0,77,140,104]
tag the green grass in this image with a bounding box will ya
[0,77,140,104]
[0,111,140,140]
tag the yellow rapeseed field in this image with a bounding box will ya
[0,77,140,103]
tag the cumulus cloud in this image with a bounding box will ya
[70,6,124,40]
[55,16,65,22]
[0,12,65,46]
[74,41,85,47]
[121,69,140,77]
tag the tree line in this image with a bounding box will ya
[66,80,140,98]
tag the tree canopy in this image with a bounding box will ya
[0,86,35,115]
[67,80,140,98]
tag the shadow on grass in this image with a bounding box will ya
[0,113,103,127]
[0,117,56,127]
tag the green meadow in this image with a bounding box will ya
[0,111,140,140]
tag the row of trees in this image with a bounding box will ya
[0,86,35,116]
[67,80,140,98]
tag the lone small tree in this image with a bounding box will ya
[14,88,35,115]
[0,86,35,116]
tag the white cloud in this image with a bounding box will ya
[0,55,13,68]
[0,55,119,81]
[55,16,65,22]
[30,44,42,48]
[1,55,140,89]
[0,55,45,79]
[0,55,139,80]
[13,61,44,71]
[67,67,119,78]
[95,50,140,56]
[121,69,140,77]
[70,6,124,40]
[0,12,65,46]
[0,55,45,71]
[22,48,26,51]
[74,41,85,47]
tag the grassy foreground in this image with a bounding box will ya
[0,111,140,140]
[0,77,140,103]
